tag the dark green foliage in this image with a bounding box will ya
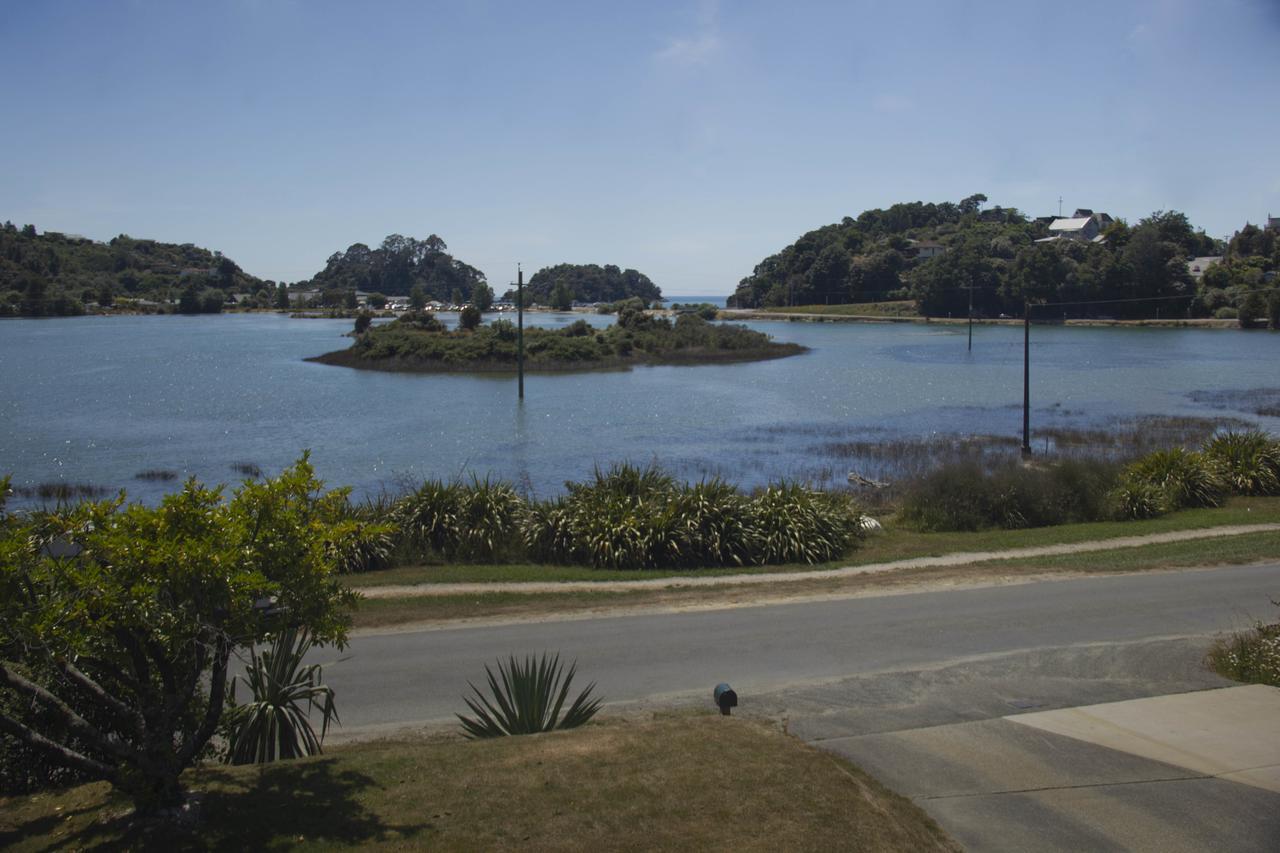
[457,653,602,739]
[224,628,338,765]
[0,227,263,314]
[521,263,661,305]
[322,309,800,370]
[306,234,485,299]
[549,281,573,310]
[901,460,1120,531]
[1202,431,1280,495]
[459,304,482,330]
[353,310,373,334]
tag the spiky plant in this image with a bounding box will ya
[1108,478,1167,520]
[1123,448,1225,510]
[457,653,602,739]
[224,628,339,765]
[748,484,863,564]
[1202,431,1280,496]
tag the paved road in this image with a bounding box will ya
[319,562,1280,735]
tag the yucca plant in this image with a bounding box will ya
[224,628,338,765]
[748,484,862,564]
[458,653,602,738]
[1123,447,1225,510]
[1202,431,1280,496]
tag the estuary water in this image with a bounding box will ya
[2,313,1279,505]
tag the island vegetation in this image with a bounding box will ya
[309,305,803,372]
[0,222,269,317]
[302,233,488,304]
[512,262,662,308]
[728,195,1280,326]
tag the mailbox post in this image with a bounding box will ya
[713,683,738,716]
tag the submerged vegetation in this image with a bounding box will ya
[310,306,804,372]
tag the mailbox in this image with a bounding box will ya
[713,683,738,716]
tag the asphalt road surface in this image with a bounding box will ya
[319,562,1280,735]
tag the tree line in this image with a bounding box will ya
[728,197,1280,324]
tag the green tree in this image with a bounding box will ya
[1268,290,1280,329]
[354,310,373,334]
[344,289,358,310]
[19,276,48,317]
[459,303,482,330]
[472,282,494,312]
[409,284,426,310]
[97,282,114,308]
[274,284,290,309]
[1239,290,1267,328]
[178,283,202,314]
[0,458,359,814]
[366,292,387,309]
[549,282,574,311]
[450,288,464,307]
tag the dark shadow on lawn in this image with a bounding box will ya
[12,758,431,851]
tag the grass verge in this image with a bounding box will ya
[0,716,958,852]
[758,301,920,317]
[1206,602,1280,689]
[345,497,1280,589]
[350,529,1280,631]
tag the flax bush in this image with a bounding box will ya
[1202,430,1280,496]
[1121,448,1225,510]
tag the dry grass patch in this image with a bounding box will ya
[0,716,957,852]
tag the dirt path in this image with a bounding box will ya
[355,523,1280,599]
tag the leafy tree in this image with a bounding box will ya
[459,303,482,330]
[354,310,373,334]
[178,283,202,314]
[523,263,661,305]
[549,282,574,311]
[0,458,359,814]
[274,284,290,309]
[409,284,426,310]
[471,282,494,312]
[1268,290,1280,329]
[200,288,225,313]
[19,275,48,317]
[451,288,464,307]
[344,290,358,310]
[366,292,387,309]
[97,282,114,308]
[1239,290,1267,328]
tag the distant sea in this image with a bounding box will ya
[663,294,728,307]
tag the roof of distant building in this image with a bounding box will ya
[1048,217,1091,232]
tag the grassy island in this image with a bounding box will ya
[308,307,806,373]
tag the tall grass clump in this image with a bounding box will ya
[1202,430,1280,496]
[1118,447,1225,513]
[394,477,522,561]
[748,484,863,564]
[899,459,1120,532]
[521,463,862,569]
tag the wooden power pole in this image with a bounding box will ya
[1022,302,1031,457]
[517,265,525,400]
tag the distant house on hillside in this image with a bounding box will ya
[906,238,946,260]
[1186,256,1222,281]
[1036,210,1113,244]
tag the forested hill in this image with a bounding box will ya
[0,221,265,316]
[729,196,1278,322]
[303,234,485,300]
[518,263,662,306]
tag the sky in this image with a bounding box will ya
[3,0,1278,296]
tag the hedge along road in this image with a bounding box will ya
[316,561,1280,738]
[355,523,1280,599]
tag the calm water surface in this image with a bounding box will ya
[2,313,1278,504]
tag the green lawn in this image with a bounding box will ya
[0,717,958,852]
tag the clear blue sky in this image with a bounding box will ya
[3,0,1278,296]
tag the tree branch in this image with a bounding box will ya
[0,709,115,781]
[177,634,230,764]
[59,659,145,739]
[0,662,133,762]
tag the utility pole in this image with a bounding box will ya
[1058,196,1063,217]
[1022,302,1031,458]
[517,265,525,400]
[967,279,973,352]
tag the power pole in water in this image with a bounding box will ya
[967,280,973,352]
[517,265,525,400]
[1022,302,1031,458]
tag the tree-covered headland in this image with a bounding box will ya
[511,263,662,308]
[729,196,1280,324]
[310,305,802,372]
[0,222,268,317]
